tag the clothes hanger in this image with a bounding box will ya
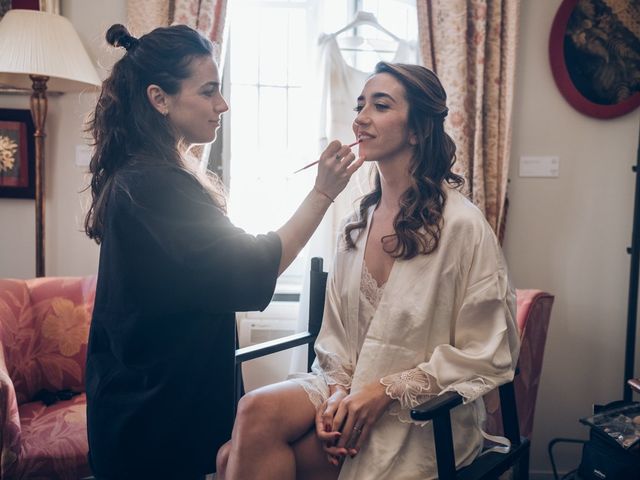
[331,10,401,43]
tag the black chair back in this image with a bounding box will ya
[234,257,327,407]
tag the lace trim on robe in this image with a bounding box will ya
[380,369,440,424]
[315,347,354,390]
[361,263,385,308]
[442,377,492,403]
[380,368,439,409]
[289,376,328,410]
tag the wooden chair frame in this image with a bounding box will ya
[411,377,530,479]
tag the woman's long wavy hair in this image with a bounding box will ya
[84,24,226,244]
[344,62,464,259]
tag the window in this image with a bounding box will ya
[221,0,417,297]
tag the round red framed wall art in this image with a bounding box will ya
[549,0,640,119]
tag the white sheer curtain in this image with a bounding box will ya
[128,0,228,52]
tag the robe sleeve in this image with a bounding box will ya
[310,223,358,390]
[111,166,282,313]
[421,224,519,403]
[311,261,355,389]
[381,221,519,411]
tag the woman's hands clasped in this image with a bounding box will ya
[314,140,365,202]
[315,385,348,465]
[314,381,394,466]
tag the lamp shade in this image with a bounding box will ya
[0,9,101,92]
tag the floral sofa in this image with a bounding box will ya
[0,276,96,480]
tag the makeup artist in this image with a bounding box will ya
[83,23,363,480]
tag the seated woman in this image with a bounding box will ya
[217,62,520,480]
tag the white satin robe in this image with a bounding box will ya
[291,188,520,479]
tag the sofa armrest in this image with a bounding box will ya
[0,353,21,477]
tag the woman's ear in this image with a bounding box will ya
[147,84,170,116]
[409,131,418,146]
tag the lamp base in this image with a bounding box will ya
[30,74,48,278]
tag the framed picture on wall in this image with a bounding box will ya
[549,0,640,119]
[0,109,35,199]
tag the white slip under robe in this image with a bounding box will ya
[289,187,520,479]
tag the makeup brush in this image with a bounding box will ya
[293,139,361,174]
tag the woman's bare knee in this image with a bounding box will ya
[216,441,231,478]
[224,382,318,479]
[233,381,316,444]
[235,390,282,432]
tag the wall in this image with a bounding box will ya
[503,0,640,476]
[0,0,126,278]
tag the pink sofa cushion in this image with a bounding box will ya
[10,394,92,480]
[0,277,95,405]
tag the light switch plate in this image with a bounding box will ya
[519,156,559,177]
[75,145,93,167]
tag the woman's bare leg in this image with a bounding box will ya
[217,426,338,480]
[293,428,340,480]
[217,380,338,480]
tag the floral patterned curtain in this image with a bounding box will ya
[172,0,228,64]
[127,0,171,36]
[417,0,520,242]
[127,0,228,63]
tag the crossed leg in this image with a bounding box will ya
[216,380,339,480]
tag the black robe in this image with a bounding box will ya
[86,163,281,478]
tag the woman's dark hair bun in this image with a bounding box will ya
[106,24,139,51]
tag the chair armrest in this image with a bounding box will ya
[235,332,317,364]
[0,357,21,477]
[410,391,463,421]
[234,332,317,414]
